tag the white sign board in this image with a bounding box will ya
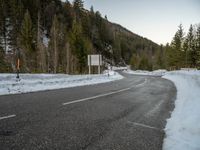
[88,55,102,66]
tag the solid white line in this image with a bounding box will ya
[127,121,162,131]
[0,114,16,120]
[62,78,147,106]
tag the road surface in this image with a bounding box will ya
[0,72,176,150]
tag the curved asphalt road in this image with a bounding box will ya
[0,72,176,150]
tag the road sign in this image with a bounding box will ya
[88,55,102,74]
[88,55,102,66]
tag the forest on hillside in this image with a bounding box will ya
[0,0,199,73]
[131,24,200,70]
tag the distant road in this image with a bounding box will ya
[0,72,176,150]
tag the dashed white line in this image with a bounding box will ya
[62,78,147,106]
[127,121,162,131]
[0,114,16,120]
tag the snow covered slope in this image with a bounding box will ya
[0,71,123,96]
[163,70,200,150]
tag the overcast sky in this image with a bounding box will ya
[66,0,200,45]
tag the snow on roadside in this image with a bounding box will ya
[124,69,167,76]
[162,70,200,150]
[0,70,123,96]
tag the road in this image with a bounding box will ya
[0,72,176,150]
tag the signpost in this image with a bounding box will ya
[88,55,102,74]
[16,48,20,79]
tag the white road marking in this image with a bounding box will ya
[63,87,131,105]
[62,78,147,106]
[127,121,162,131]
[0,114,16,120]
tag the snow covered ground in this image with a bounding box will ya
[163,70,200,150]
[124,69,167,76]
[0,70,123,96]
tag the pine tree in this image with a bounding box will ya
[73,0,84,20]
[37,11,46,72]
[9,0,24,51]
[170,24,185,68]
[155,45,165,69]
[165,43,174,69]
[0,46,11,72]
[196,25,200,68]
[63,1,73,29]
[20,10,35,71]
[70,19,88,73]
[186,24,196,67]
[73,0,84,11]
[0,46,5,71]
[49,15,59,73]
[138,52,152,71]
[20,10,34,52]
[130,54,140,70]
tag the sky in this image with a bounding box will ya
[66,0,200,45]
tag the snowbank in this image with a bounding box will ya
[163,70,200,150]
[124,69,167,76]
[112,66,128,71]
[0,70,123,96]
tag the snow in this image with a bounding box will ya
[112,66,128,71]
[124,69,167,76]
[0,70,123,96]
[163,70,200,150]
[42,33,49,47]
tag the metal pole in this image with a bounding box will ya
[98,55,100,74]
[88,55,91,75]
[16,48,20,79]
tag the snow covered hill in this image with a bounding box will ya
[163,70,200,150]
[0,71,123,96]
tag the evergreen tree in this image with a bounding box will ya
[0,46,11,72]
[70,19,88,73]
[37,11,47,72]
[155,45,165,69]
[73,0,84,11]
[73,0,84,20]
[20,10,35,71]
[62,1,73,29]
[186,25,196,67]
[20,10,34,52]
[138,52,152,71]
[130,54,140,70]
[49,15,59,73]
[9,0,24,51]
[196,25,200,68]
[170,24,185,68]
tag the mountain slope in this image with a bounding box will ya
[0,0,160,73]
